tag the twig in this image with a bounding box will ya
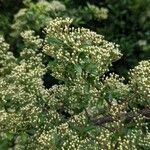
[86,108,150,126]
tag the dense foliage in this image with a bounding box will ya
[1,0,150,76]
[0,17,150,149]
[60,0,150,77]
[0,0,150,149]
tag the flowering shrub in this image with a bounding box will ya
[0,18,150,149]
[62,0,150,77]
[1,0,149,79]
[11,0,66,37]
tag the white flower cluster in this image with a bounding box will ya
[38,0,66,12]
[21,30,43,49]
[129,60,150,103]
[102,73,130,101]
[0,36,16,76]
[43,17,122,81]
[11,0,66,37]
[87,4,109,20]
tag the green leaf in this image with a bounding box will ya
[82,125,95,133]
[47,37,63,45]
[6,133,13,141]
[21,132,28,142]
[0,139,9,150]
[74,64,82,75]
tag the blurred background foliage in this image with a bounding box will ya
[0,0,150,78]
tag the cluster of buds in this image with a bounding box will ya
[87,4,109,20]
[0,36,16,76]
[43,17,122,82]
[0,18,150,149]
[129,60,150,104]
